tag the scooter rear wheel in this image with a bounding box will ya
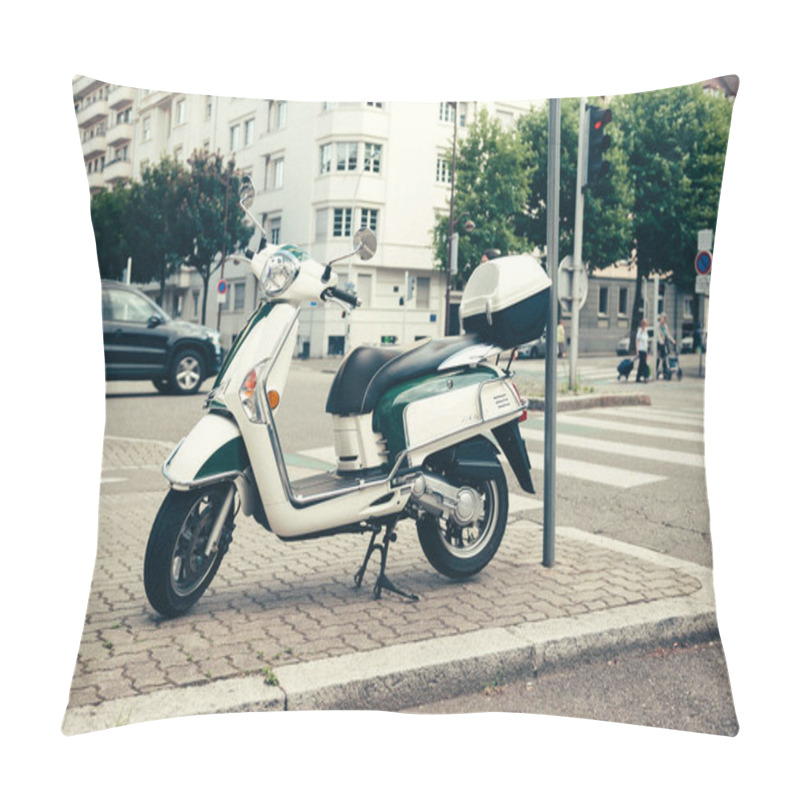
[416,468,508,580]
[144,485,234,617]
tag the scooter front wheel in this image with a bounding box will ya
[416,469,508,580]
[144,485,234,617]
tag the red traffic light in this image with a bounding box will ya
[591,108,612,130]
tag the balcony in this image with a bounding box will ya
[103,158,132,185]
[77,97,108,128]
[82,130,106,160]
[108,84,136,109]
[107,122,134,146]
[87,170,105,193]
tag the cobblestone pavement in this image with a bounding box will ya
[63,437,714,731]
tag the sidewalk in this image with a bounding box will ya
[63,432,718,735]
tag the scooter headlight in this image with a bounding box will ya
[260,250,300,298]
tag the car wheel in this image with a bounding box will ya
[168,348,206,395]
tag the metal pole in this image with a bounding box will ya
[543,98,561,569]
[445,102,458,337]
[402,269,408,344]
[652,274,660,373]
[216,166,231,332]
[569,99,588,391]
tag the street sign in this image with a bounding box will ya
[695,274,711,295]
[217,279,228,294]
[695,251,712,275]
[697,229,713,252]
[557,255,588,312]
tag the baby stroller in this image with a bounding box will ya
[660,340,682,381]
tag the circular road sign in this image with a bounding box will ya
[217,279,228,295]
[557,255,588,312]
[695,250,712,276]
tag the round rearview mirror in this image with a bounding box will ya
[353,228,377,261]
[239,177,255,209]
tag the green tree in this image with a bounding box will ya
[515,98,633,271]
[180,151,254,325]
[126,156,192,303]
[90,182,133,281]
[432,108,529,287]
[614,83,733,337]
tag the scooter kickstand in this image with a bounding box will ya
[354,528,381,590]
[354,522,418,602]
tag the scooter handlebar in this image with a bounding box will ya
[322,285,361,308]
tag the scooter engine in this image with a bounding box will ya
[408,474,482,526]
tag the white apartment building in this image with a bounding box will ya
[73,77,533,354]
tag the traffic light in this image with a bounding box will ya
[587,105,612,184]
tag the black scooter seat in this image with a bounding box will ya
[325,333,484,416]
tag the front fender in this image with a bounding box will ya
[164,412,250,488]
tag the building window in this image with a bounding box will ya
[174,146,183,163]
[275,101,287,129]
[598,286,609,316]
[333,208,352,238]
[683,296,693,317]
[366,101,383,108]
[244,118,255,146]
[320,143,332,174]
[233,282,246,311]
[618,286,628,316]
[336,142,358,172]
[142,116,151,141]
[439,102,455,123]
[436,156,452,184]
[116,107,131,124]
[364,142,382,173]
[328,336,345,356]
[270,217,281,245]
[360,208,378,232]
[230,124,240,151]
[416,276,431,309]
[176,99,186,125]
[272,157,284,189]
[206,97,213,119]
[192,291,199,318]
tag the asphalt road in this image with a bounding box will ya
[402,637,738,736]
[103,351,713,567]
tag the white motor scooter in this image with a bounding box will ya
[143,177,551,616]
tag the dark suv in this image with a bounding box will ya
[101,280,223,394]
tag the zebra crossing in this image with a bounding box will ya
[520,403,704,488]
[290,402,704,511]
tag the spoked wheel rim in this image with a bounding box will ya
[170,492,223,597]
[437,479,499,560]
[175,354,202,392]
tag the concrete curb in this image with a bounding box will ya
[527,393,651,412]
[62,528,716,735]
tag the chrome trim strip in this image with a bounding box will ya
[256,308,398,508]
[163,467,246,490]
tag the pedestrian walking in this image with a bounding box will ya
[656,313,676,379]
[557,320,566,358]
[636,318,649,383]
